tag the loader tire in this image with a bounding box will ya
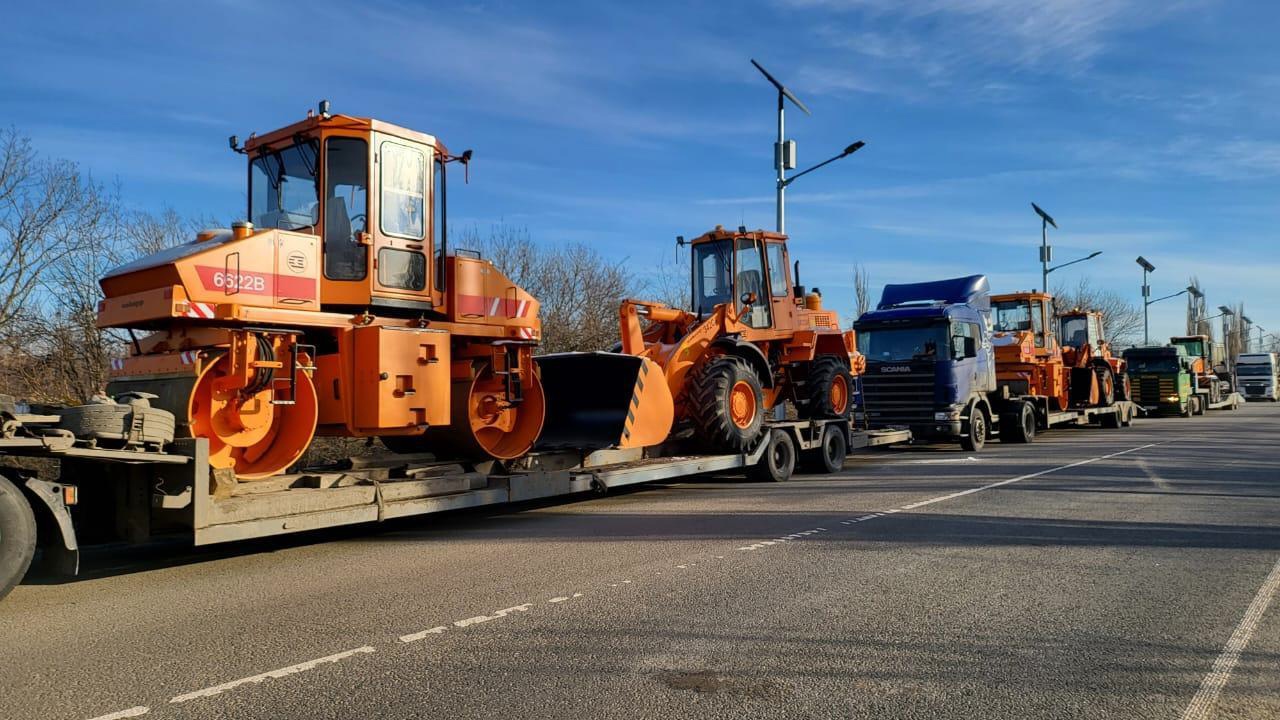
[0,475,37,601]
[689,355,765,453]
[800,356,855,419]
[1094,365,1116,407]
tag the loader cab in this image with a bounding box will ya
[689,227,787,330]
[244,111,452,314]
[991,292,1054,352]
[1059,310,1103,351]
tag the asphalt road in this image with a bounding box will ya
[3,404,1279,719]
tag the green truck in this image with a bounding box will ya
[1123,345,1199,416]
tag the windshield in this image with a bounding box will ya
[1238,364,1273,376]
[1174,339,1205,357]
[692,239,733,315]
[859,324,949,362]
[250,140,320,231]
[1127,356,1179,373]
[1061,316,1089,348]
[993,300,1031,333]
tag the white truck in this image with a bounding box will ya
[1236,352,1280,401]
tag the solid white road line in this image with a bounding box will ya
[1180,556,1280,720]
[87,707,149,720]
[169,646,376,704]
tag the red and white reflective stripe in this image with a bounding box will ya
[517,327,537,340]
[179,350,199,365]
[184,302,216,319]
[516,299,529,317]
[109,358,125,370]
[489,297,502,316]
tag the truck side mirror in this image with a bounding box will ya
[966,336,978,358]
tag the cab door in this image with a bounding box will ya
[370,132,434,309]
[764,241,796,331]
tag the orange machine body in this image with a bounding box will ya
[990,291,1071,411]
[98,109,544,478]
[607,226,862,449]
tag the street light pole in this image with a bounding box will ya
[1136,256,1157,345]
[1032,203,1057,294]
[752,59,811,234]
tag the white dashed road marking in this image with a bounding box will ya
[1180,555,1280,720]
[87,707,149,720]
[398,626,448,644]
[169,646,375,704]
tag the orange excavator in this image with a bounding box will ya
[97,103,576,479]
[539,226,862,453]
[990,291,1126,410]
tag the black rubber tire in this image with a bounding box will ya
[800,356,855,420]
[1094,365,1116,407]
[803,423,848,474]
[748,430,797,482]
[960,406,987,452]
[999,402,1036,444]
[689,355,765,453]
[1180,399,1193,418]
[0,475,37,601]
[1099,409,1121,428]
[1192,396,1205,416]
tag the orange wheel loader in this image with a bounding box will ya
[97,103,549,479]
[538,226,863,453]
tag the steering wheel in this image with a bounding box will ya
[348,213,367,231]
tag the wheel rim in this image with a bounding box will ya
[773,439,790,468]
[830,375,849,415]
[973,414,984,440]
[729,380,757,429]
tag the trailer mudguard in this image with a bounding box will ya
[20,477,79,576]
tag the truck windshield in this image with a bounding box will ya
[692,239,733,315]
[250,140,320,231]
[1237,365,1273,376]
[1127,356,1179,373]
[1174,339,1205,357]
[993,300,1031,333]
[859,324,948,362]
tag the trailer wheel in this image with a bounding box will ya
[690,355,765,453]
[1192,396,1205,415]
[999,402,1035,444]
[1181,399,1193,418]
[1099,409,1122,429]
[960,406,987,452]
[0,476,37,601]
[803,423,848,474]
[1120,406,1134,427]
[749,430,796,482]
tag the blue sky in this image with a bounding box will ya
[2,0,1277,343]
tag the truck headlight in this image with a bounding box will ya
[1166,395,1180,402]
[935,410,961,421]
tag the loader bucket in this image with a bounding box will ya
[536,352,674,450]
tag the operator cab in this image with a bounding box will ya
[991,292,1053,351]
[689,226,793,330]
[239,102,468,315]
[1059,310,1103,351]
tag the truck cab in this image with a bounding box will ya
[1123,345,1196,415]
[1236,352,1279,401]
[854,275,994,441]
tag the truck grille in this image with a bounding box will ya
[1133,375,1174,404]
[861,367,937,426]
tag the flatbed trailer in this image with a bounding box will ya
[0,420,910,599]
[1196,390,1242,412]
[986,395,1137,446]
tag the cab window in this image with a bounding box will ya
[323,137,368,281]
[765,243,788,297]
[381,141,426,239]
[1030,300,1045,347]
[735,238,771,329]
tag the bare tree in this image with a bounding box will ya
[0,128,113,338]
[1051,277,1143,346]
[853,263,872,319]
[462,223,636,354]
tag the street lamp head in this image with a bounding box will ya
[1241,314,1253,324]
[1187,286,1203,298]
[1031,202,1057,228]
[1218,305,1234,316]
[1087,251,1102,259]
[1135,256,1156,273]
[842,140,866,156]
